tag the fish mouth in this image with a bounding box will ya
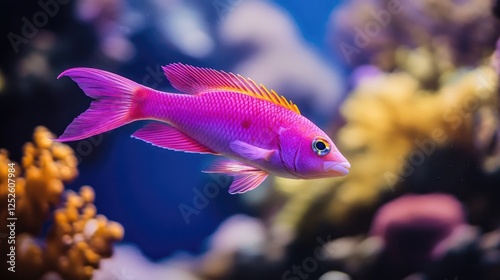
[323,161,351,176]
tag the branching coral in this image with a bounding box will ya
[0,126,123,280]
[0,126,77,234]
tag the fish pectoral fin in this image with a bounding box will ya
[203,160,269,194]
[131,122,217,154]
[229,140,275,161]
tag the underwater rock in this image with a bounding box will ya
[94,245,201,280]
[96,215,268,280]
[319,271,352,280]
[199,215,267,279]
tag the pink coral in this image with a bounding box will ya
[370,194,465,265]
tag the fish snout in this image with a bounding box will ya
[323,160,351,176]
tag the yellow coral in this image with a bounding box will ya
[45,186,124,280]
[0,126,123,280]
[0,127,78,234]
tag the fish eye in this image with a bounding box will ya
[312,137,331,156]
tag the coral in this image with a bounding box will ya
[272,64,499,239]
[318,220,482,280]
[328,0,500,76]
[3,1,500,279]
[44,186,123,280]
[266,0,500,272]
[370,194,465,263]
[0,126,123,280]
[221,3,500,275]
[0,126,77,234]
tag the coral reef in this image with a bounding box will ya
[3,1,500,279]
[329,0,500,72]
[0,127,123,280]
[272,64,499,240]
[212,1,500,279]
[314,193,500,280]
[0,126,77,234]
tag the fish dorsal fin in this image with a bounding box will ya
[162,63,301,115]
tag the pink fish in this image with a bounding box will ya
[57,63,350,194]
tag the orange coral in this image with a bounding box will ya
[0,126,123,280]
[0,127,78,234]
[44,186,123,280]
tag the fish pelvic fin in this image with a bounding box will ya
[162,63,301,115]
[203,160,269,194]
[57,68,155,142]
[229,140,275,161]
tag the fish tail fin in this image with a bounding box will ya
[57,68,152,142]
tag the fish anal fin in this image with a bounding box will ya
[162,63,301,115]
[202,160,269,194]
[131,122,217,154]
[229,172,269,194]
